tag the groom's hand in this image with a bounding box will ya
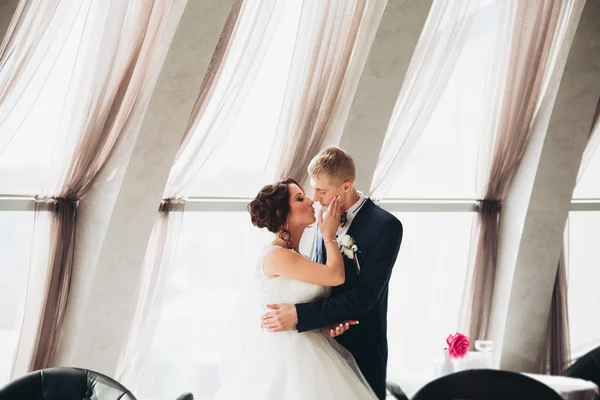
[261,304,298,332]
[325,320,359,337]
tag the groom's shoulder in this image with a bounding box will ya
[368,199,402,229]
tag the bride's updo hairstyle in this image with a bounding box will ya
[248,178,300,248]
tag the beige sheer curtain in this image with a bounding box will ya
[115,0,290,387]
[11,0,185,377]
[0,1,77,154]
[272,0,366,183]
[369,0,481,199]
[464,0,564,343]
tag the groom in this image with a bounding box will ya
[261,146,403,399]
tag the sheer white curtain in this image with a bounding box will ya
[369,0,481,199]
[270,0,367,183]
[380,0,504,377]
[462,0,568,345]
[116,0,288,388]
[0,1,79,154]
[10,0,187,377]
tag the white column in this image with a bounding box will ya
[491,1,600,372]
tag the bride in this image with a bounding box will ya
[213,178,377,399]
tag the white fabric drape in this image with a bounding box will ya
[0,1,77,154]
[116,0,287,387]
[270,0,367,183]
[165,1,284,198]
[462,0,568,344]
[369,0,481,199]
[11,0,186,378]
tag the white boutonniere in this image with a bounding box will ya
[338,234,361,274]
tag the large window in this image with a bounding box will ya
[568,133,600,359]
[387,211,472,377]
[188,0,302,198]
[0,211,34,385]
[139,0,497,396]
[381,0,498,378]
[567,211,600,359]
[136,212,248,400]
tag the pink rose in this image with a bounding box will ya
[446,332,470,359]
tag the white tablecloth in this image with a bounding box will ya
[389,373,599,400]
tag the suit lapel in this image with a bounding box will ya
[346,198,375,242]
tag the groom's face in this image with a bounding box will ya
[309,174,344,208]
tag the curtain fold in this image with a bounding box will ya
[11,0,184,377]
[464,0,563,343]
[27,197,77,371]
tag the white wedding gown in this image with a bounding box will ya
[213,244,378,400]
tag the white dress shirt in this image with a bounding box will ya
[336,191,367,239]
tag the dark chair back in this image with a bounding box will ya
[411,369,563,400]
[563,345,600,387]
[0,367,135,400]
[386,381,409,400]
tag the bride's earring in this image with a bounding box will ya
[284,222,289,231]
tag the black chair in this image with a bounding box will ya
[0,367,194,400]
[386,381,409,400]
[0,367,136,400]
[563,345,600,387]
[411,369,563,400]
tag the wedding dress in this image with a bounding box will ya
[213,244,378,399]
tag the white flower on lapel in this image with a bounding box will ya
[338,235,361,274]
[339,235,358,259]
[340,234,354,248]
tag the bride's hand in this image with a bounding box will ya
[318,196,341,241]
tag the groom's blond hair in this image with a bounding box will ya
[308,147,356,185]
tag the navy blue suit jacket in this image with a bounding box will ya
[295,198,403,399]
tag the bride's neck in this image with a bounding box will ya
[274,227,305,252]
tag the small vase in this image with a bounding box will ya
[435,349,456,377]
